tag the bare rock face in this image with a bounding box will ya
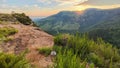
[0,24,54,68]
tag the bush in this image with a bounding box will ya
[53,46,94,68]
[54,34,120,68]
[37,47,52,56]
[0,52,32,68]
[12,13,33,25]
[54,34,72,46]
[0,14,17,22]
[88,53,104,67]
[0,27,18,37]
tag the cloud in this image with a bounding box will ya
[1,0,7,2]
[0,0,7,3]
[37,0,53,4]
[0,4,17,9]
[0,4,41,14]
[57,0,88,7]
[1,0,120,16]
[36,0,88,6]
[77,0,120,6]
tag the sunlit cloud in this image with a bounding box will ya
[57,0,87,6]
[77,0,120,6]
[36,0,88,6]
[0,0,120,16]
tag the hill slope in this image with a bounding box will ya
[34,8,120,34]
[0,13,54,68]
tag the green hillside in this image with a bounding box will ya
[87,12,120,48]
[34,8,120,34]
[34,8,120,47]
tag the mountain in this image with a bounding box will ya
[87,12,120,48]
[30,16,46,22]
[34,11,83,34]
[34,7,120,47]
[0,12,120,68]
[34,8,120,34]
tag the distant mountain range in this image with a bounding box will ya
[33,7,120,47]
[34,7,120,35]
[30,16,46,22]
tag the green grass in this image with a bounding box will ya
[0,27,18,42]
[37,47,52,57]
[0,21,19,25]
[0,52,32,68]
[0,26,32,68]
[53,46,94,68]
[53,34,120,68]
[0,27,18,36]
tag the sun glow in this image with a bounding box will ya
[15,4,120,17]
[76,4,120,10]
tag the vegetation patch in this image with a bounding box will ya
[37,47,52,57]
[53,34,120,68]
[0,27,18,42]
[12,13,33,25]
[0,52,32,68]
[88,28,120,48]
[52,46,95,68]
[0,14,17,22]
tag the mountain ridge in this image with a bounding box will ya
[34,7,120,34]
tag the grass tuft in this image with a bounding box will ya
[37,47,52,57]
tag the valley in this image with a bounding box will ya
[34,7,120,48]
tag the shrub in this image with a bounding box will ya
[0,27,18,37]
[37,47,52,56]
[0,27,18,42]
[54,34,72,46]
[12,13,33,25]
[54,34,120,68]
[88,53,104,67]
[53,46,94,68]
[0,52,32,68]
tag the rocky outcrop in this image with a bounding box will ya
[0,12,54,67]
[0,23,54,68]
[1,24,53,53]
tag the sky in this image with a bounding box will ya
[0,0,120,17]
